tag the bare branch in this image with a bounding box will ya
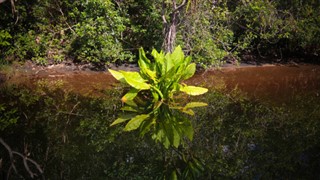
[173,0,187,13]
[0,138,45,179]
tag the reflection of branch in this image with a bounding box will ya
[0,138,19,179]
[0,138,45,179]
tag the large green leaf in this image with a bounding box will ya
[164,52,174,73]
[121,71,150,90]
[181,63,196,80]
[139,117,156,136]
[110,113,136,126]
[121,88,139,103]
[138,47,151,64]
[171,124,181,148]
[170,45,184,67]
[139,48,156,81]
[108,69,125,83]
[181,118,194,141]
[181,109,195,116]
[184,102,208,109]
[121,105,138,112]
[151,49,166,75]
[180,85,208,96]
[153,123,171,149]
[124,114,150,131]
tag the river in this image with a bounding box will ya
[0,64,320,179]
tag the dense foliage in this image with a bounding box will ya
[0,0,319,65]
[109,46,208,148]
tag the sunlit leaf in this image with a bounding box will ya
[184,102,208,109]
[164,52,174,73]
[108,69,125,83]
[139,48,156,81]
[138,47,151,64]
[124,114,150,131]
[180,85,208,96]
[121,88,139,103]
[171,45,184,66]
[152,49,165,75]
[121,71,150,90]
[182,109,195,116]
[181,63,196,80]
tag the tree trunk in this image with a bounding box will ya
[162,0,187,53]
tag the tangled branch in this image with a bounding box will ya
[0,138,45,179]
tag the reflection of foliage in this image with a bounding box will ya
[0,104,17,131]
[1,79,320,178]
[192,91,320,178]
[109,46,208,148]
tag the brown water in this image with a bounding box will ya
[1,64,320,179]
[3,64,320,102]
[189,64,320,104]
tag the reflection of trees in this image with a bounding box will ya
[0,138,44,179]
[0,83,320,178]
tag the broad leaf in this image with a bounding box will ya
[108,69,125,83]
[184,102,208,109]
[121,105,139,112]
[172,125,181,148]
[181,118,194,141]
[139,117,156,136]
[110,113,136,126]
[152,49,166,75]
[170,45,184,66]
[181,63,196,80]
[121,88,139,103]
[164,52,174,73]
[180,85,208,96]
[139,48,156,81]
[138,47,151,64]
[124,114,150,131]
[121,71,150,90]
[181,109,195,116]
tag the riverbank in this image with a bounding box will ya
[0,58,304,82]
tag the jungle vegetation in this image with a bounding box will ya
[0,0,319,67]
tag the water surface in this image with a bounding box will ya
[1,64,320,179]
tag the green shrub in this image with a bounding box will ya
[69,0,133,63]
[178,1,234,67]
[232,0,292,56]
[109,46,208,148]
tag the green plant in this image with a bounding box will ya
[179,1,234,67]
[0,30,11,47]
[109,46,208,148]
[69,0,133,63]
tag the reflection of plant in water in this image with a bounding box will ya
[1,81,320,178]
[109,46,208,148]
[0,103,18,131]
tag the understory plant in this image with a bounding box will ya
[109,46,208,148]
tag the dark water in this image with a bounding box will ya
[1,65,320,179]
